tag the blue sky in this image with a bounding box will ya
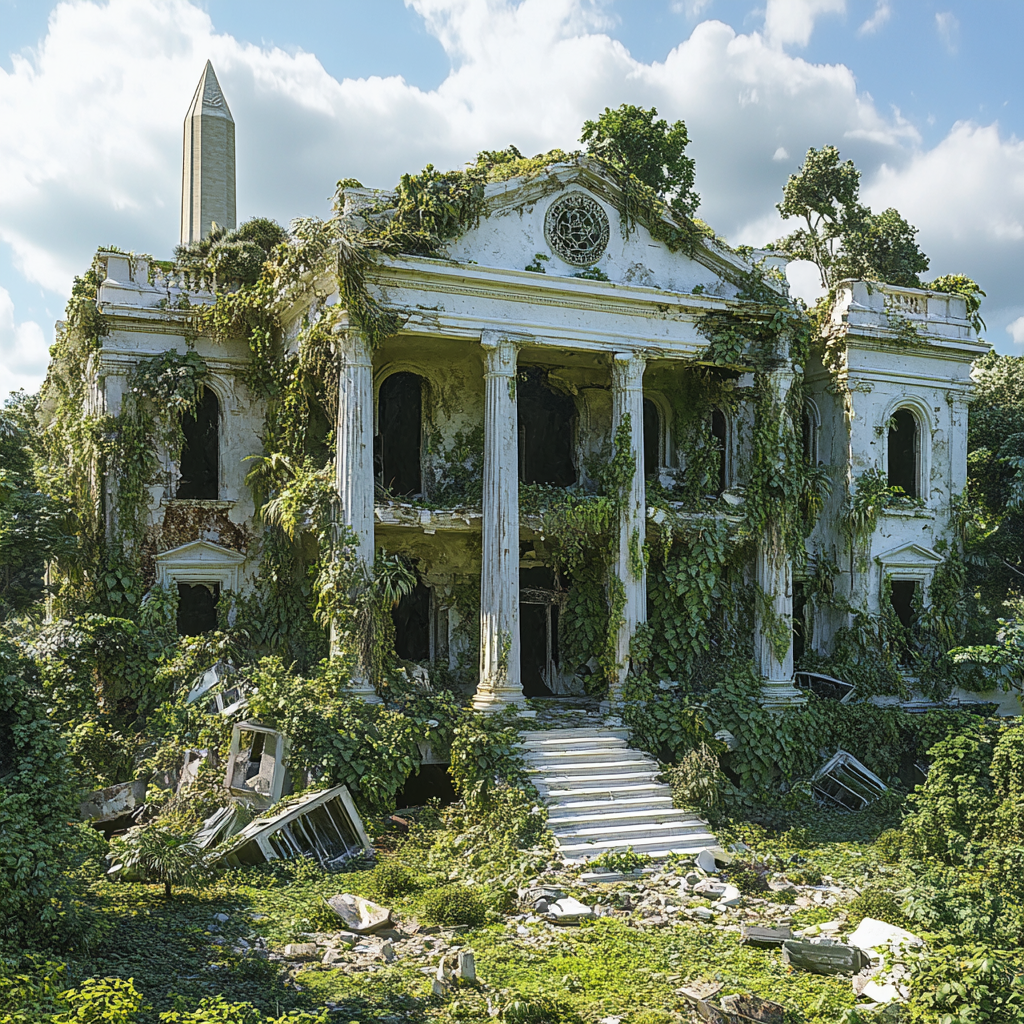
[2,0,1023,391]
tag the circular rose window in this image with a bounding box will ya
[544,192,610,266]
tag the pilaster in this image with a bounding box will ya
[473,330,526,711]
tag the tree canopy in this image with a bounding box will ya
[581,104,699,218]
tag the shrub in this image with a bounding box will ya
[874,828,906,863]
[371,859,417,900]
[500,996,582,1024]
[907,943,1024,1024]
[107,824,210,898]
[845,885,909,929]
[421,884,487,927]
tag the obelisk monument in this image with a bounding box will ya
[180,61,236,245]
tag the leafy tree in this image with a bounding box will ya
[929,272,987,333]
[581,104,699,217]
[0,391,77,617]
[774,145,928,288]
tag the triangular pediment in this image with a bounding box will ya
[155,539,246,565]
[876,543,945,568]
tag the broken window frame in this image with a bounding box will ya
[224,720,292,807]
[811,750,888,811]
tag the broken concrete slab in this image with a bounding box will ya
[194,803,250,850]
[79,779,148,825]
[546,897,594,923]
[327,894,392,934]
[719,994,785,1024]
[219,785,371,870]
[456,949,476,981]
[741,925,793,947]
[811,751,887,811]
[695,847,734,873]
[782,939,871,976]
[847,917,923,954]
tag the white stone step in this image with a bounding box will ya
[524,749,634,765]
[526,757,653,774]
[556,831,718,859]
[544,782,669,801]
[548,805,695,827]
[552,821,711,844]
[520,728,628,742]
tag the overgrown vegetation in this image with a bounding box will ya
[2,103,1019,1024]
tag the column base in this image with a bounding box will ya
[348,675,382,704]
[759,679,807,710]
[471,684,526,713]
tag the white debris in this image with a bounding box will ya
[848,918,924,954]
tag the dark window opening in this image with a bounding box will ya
[643,398,660,480]
[888,409,918,497]
[889,579,918,630]
[394,765,458,809]
[518,368,576,486]
[176,388,219,499]
[802,408,816,465]
[393,581,431,662]
[177,582,220,635]
[793,580,807,664]
[376,372,423,497]
[711,408,728,495]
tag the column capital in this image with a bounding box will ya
[612,350,647,390]
[480,330,529,375]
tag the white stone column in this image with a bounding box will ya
[473,331,525,711]
[334,321,379,702]
[609,351,648,703]
[755,364,804,707]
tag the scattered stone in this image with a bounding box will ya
[741,925,793,948]
[695,847,733,873]
[848,918,924,954]
[677,981,723,1006]
[283,943,318,959]
[714,884,743,908]
[547,897,595,924]
[213,912,230,923]
[323,949,347,966]
[380,941,396,963]
[457,949,476,982]
[327,894,392,934]
[687,907,715,922]
[782,939,871,976]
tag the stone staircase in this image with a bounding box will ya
[520,725,717,863]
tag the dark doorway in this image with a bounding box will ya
[376,372,422,496]
[177,582,219,635]
[711,409,728,494]
[518,368,576,486]
[394,765,458,809]
[643,398,660,480]
[393,581,431,661]
[177,388,219,499]
[888,409,918,497]
[521,603,553,697]
[793,580,807,663]
[889,579,918,630]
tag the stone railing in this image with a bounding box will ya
[831,279,977,344]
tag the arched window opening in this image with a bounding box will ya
[518,368,576,486]
[802,406,817,465]
[376,372,423,497]
[888,408,919,497]
[710,408,728,495]
[793,580,807,664]
[643,398,661,480]
[393,580,431,662]
[176,387,219,499]
[177,582,219,635]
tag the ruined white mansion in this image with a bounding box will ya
[66,64,987,711]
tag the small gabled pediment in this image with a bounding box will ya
[876,543,945,570]
[155,539,246,590]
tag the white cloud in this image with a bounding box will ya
[0,287,47,394]
[857,2,891,36]
[1008,317,1024,345]
[671,0,714,15]
[935,11,959,54]
[3,0,1024,389]
[763,0,845,49]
